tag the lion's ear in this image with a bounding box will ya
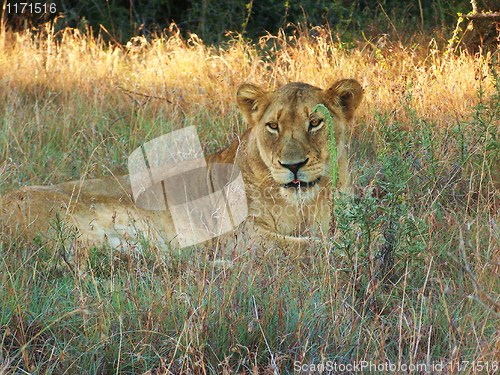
[236,84,269,126]
[325,79,363,121]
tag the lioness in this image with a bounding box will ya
[0,79,362,252]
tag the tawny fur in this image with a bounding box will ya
[0,79,363,251]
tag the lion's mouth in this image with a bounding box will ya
[283,177,321,189]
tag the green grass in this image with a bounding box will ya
[0,28,498,373]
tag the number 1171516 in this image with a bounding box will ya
[5,3,57,14]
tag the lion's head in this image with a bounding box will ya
[236,79,363,204]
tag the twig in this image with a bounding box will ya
[467,12,500,20]
[118,85,172,103]
[418,0,424,31]
[252,296,279,375]
[470,0,478,14]
[377,1,402,44]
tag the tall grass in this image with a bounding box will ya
[0,23,498,373]
[0,24,495,188]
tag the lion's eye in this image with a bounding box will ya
[266,122,279,132]
[309,118,324,131]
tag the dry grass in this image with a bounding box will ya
[0,23,498,374]
[0,24,494,186]
[0,24,494,125]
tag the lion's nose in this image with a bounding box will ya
[279,158,308,175]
